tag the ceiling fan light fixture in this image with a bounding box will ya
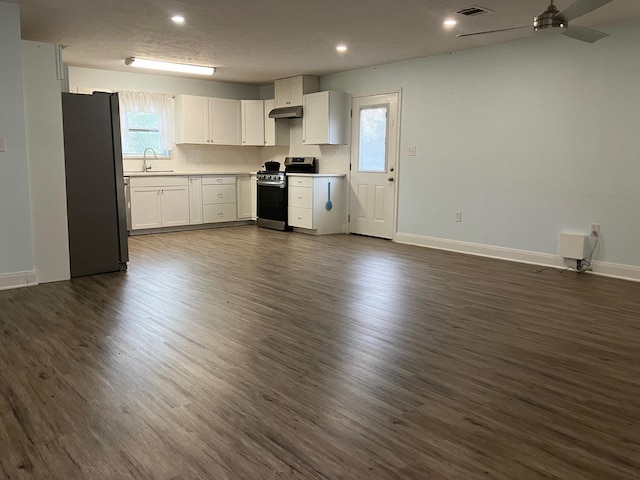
[124,57,214,76]
[533,2,567,31]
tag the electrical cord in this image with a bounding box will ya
[577,232,599,272]
[533,265,571,274]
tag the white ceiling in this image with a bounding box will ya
[8,0,640,85]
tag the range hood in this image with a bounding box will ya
[268,106,303,119]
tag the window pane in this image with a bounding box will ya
[359,106,387,172]
[125,131,163,155]
[127,112,160,129]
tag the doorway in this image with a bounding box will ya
[349,91,400,240]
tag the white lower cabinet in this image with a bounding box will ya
[287,174,346,234]
[202,175,237,223]
[236,175,253,219]
[188,176,203,225]
[130,176,190,230]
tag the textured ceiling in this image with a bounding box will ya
[8,0,640,85]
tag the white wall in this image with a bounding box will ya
[68,66,265,173]
[322,19,640,271]
[23,41,70,284]
[0,3,35,289]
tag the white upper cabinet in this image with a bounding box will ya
[264,99,289,147]
[177,95,241,145]
[302,91,347,145]
[209,98,241,145]
[274,75,318,108]
[180,96,209,144]
[241,100,265,146]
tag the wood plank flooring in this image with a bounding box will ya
[1,225,639,479]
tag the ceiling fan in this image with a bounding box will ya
[457,0,613,43]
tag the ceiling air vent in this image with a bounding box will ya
[456,5,493,17]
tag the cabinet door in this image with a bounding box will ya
[264,99,289,147]
[209,98,241,145]
[131,186,161,230]
[303,92,330,145]
[274,78,291,108]
[189,176,203,225]
[288,75,304,107]
[303,91,345,145]
[241,100,265,146]
[237,176,253,219]
[160,186,190,227]
[180,95,209,144]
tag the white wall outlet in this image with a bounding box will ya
[408,145,416,156]
[0,137,5,152]
[590,223,600,236]
[455,211,462,222]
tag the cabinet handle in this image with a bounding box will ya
[218,213,224,217]
[217,178,223,183]
[217,193,224,198]
[297,216,302,220]
[297,196,303,199]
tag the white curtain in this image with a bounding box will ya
[118,91,174,152]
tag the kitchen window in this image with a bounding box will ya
[119,91,174,157]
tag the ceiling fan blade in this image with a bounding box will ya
[562,26,610,43]
[557,0,613,22]
[457,25,530,38]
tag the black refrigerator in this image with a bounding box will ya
[61,92,129,278]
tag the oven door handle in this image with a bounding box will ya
[257,181,286,188]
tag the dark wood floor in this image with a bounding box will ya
[1,226,639,479]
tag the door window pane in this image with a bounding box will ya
[359,106,387,172]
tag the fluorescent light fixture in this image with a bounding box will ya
[171,15,185,24]
[124,57,214,76]
[336,44,348,53]
[444,18,457,27]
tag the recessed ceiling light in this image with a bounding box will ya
[444,18,457,27]
[171,15,185,24]
[336,44,348,53]
[124,57,214,76]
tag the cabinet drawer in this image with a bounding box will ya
[202,175,236,185]
[203,203,237,223]
[288,206,313,229]
[288,176,313,188]
[130,176,188,187]
[202,184,236,204]
[288,186,313,209]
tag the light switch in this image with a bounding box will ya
[0,137,5,152]
[408,145,416,156]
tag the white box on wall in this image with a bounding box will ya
[559,233,587,260]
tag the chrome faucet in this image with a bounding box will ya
[142,147,157,172]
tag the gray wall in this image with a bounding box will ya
[68,67,261,100]
[322,19,640,269]
[0,3,34,287]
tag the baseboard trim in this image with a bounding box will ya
[395,233,640,283]
[0,270,39,291]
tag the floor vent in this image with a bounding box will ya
[456,5,493,17]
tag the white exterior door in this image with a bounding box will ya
[349,92,399,239]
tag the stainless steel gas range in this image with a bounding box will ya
[256,157,318,231]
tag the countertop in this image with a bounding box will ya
[124,171,347,177]
[286,173,347,177]
[124,171,255,177]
